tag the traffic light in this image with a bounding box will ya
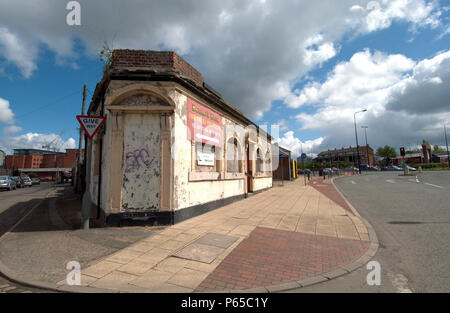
[400,147,405,157]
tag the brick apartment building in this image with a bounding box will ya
[316,146,375,167]
[5,148,83,180]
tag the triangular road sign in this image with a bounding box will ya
[76,115,106,139]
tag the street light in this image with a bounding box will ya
[354,109,367,174]
[361,126,370,166]
[445,123,450,170]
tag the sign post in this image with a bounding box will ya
[301,153,307,186]
[76,115,106,230]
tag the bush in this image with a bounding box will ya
[410,162,448,169]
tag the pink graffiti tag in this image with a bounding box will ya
[126,148,154,169]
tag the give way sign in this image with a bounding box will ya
[76,115,106,139]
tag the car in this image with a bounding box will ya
[0,176,17,191]
[383,165,403,171]
[406,165,417,171]
[22,176,33,187]
[31,177,41,185]
[11,176,24,188]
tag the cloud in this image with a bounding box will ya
[0,0,442,119]
[0,132,76,155]
[0,27,37,78]
[290,49,450,150]
[2,125,22,136]
[387,50,450,114]
[349,0,440,33]
[0,97,14,124]
[274,131,324,158]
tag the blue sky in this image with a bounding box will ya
[1,0,449,157]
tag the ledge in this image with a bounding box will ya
[188,171,221,182]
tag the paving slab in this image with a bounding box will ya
[173,243,224,264]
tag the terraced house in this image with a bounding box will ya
[84,50,275,226]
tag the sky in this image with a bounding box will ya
[0,0,449,158]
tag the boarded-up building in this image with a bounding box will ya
[84,50,273,226]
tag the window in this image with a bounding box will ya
[195,142,220,172]
[226,138,242,173]
[256,148,264,173]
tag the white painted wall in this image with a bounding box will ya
[121,113,161,211]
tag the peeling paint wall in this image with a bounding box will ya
[122,113,161,212]
[252,177,273,191]
[170,91,246,211]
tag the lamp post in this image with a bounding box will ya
[445,123,450,170]
[354,109,367,174]
[361,126,369,166]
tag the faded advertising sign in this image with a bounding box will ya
[187,97,223,147]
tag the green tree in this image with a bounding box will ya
[433,145,445,153]
[376,145,397,158]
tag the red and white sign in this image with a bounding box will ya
[187,98,222,147]
[76,115,106,139]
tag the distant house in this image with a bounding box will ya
[316,146,375,167]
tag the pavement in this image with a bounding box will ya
[0,174,377,293]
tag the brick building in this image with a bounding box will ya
[83,49,274,227]
[5,148,83,180]
[316,146,375,167]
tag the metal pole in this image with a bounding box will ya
[445,123,450,170]
[354,114,361,174]
[354,110,366,174]
[362,126,369,166]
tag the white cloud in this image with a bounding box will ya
[349,0,440,33]
[0,27,37,78]
[0,133,76,154]
[274,131,324,158]
[0,0,443,119]
[2,125,22,135]
[290,49,450,150]
[0,97,14,124]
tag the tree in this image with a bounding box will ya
[433,145,445,153]
[376,145,397,158]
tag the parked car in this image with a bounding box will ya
[406,165,417,171]
[0,176,17,191]
[22,176,33,187]
[31,177,41,185]
[383,165,403,171]
[11,176,24,188]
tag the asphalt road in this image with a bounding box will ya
[0,183,55,293]
[286,170,450,293]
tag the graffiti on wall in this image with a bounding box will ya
[125,147,155,170]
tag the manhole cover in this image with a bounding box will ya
[173,243,224,264]
[172,233,238,264]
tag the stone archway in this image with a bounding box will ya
[106,84,174,215]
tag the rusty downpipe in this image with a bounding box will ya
[97,95,105,220]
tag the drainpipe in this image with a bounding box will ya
[97,96,105,220]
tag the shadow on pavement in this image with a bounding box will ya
[0,185,160,284]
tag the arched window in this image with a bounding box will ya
[264,150,271,172]
[256,148,264,173]
[226,138,242,173]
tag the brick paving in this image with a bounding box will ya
[309,178,353,213]
[196,226,369,291]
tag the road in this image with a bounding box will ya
[286,170,450,293]
[0,183,55,293]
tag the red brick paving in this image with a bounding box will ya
[196,227,369,291]
[309,177,353,213]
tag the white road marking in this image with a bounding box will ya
[424,183,444,189]
[416,176,420,183]
[389,273,413,293]
[386,179,396,184]
[351,180,356,185]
